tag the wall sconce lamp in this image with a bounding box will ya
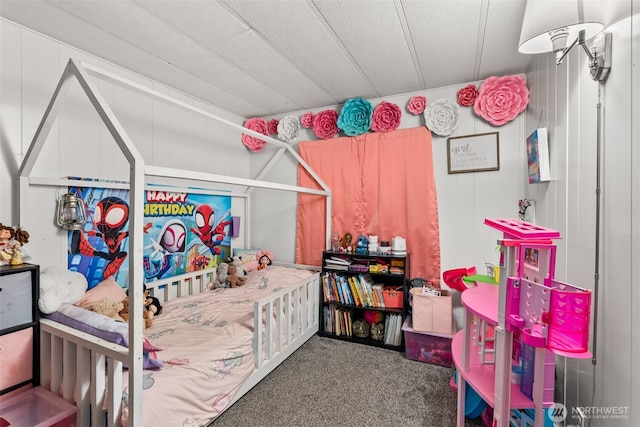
[56,192,87,230]
[518,0,611,81]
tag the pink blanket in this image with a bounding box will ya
[121,266,315,426]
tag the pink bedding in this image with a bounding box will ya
[121,266,315,426]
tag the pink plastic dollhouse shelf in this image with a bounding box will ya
[461,282,498,325]
[484,218,561,240]
[452,332,544,409]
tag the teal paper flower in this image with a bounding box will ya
[337,98,373,136]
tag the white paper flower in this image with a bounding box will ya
[423,98,460,136]
[277,115,301,143]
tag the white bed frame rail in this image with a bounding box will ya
[144,267,216,303]
[39,267,319,427]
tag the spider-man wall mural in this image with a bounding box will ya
[67,184,232,288]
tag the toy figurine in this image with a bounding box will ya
[0,224,30,265]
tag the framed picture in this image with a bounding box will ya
[447,132,500,174]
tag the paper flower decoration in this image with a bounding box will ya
[301,112,314,129]
[277,115,301,143]
[371,101,401,133]
[474,75,529,126]
[407,95,427,115]
[267,119,279,135]
[241,117,268,152]
[457,84,479,107]
[423,99,460,137]
[312,109,340,139]
[337,97,373,136]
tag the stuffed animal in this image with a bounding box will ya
[144,285,163,317]
[122,289,154,328]
[215,262,230,288]
[368,235,379,253]
[93,298,125,322]
[355,234,369,254]
[226,255,247,278]
[227,264,246,288]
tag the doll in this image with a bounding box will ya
[256,250,273,270]
[0,224,30,265]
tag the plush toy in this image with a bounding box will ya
[355,234,369,254]
[144,285,163,317]
[226,255,247,278]
[94,298,125,322]
[256,250,273,270]
[368,235,379,253]
[227,264,246,288]
[122,288,154,328]
[215,262,230,288]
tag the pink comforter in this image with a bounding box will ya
[121,266,315,426]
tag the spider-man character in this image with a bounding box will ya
[71,196,129,279]
[191,254,211,271]
[190,205,230,257]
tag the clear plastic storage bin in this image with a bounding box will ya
[0,386,76,427]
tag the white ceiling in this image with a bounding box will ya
[0,0,532,118]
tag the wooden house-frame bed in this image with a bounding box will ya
[18,59,332,426]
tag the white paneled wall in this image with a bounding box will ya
[524,2,638,426]
[0,18,251,267]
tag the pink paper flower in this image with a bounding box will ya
[371,101,401,133]
[407,95,427,115]
[301,112,314,129]
[474,75,529,126]
[457,84,479,107]
[267,119,279,135]
[312,110,339,139]
[241,117,268,152]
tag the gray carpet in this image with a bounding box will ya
[211,335,482,427]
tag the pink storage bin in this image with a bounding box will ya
[410,287,453,334]
[548,280,592,353]
[0,386,77,427]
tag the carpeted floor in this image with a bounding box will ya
[211,335,483,426]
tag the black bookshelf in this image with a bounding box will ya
[319,251,409,351]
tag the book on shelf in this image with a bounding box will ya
[325,256,351,265]
[347,276,362,306]
[384,313,403,346]
[527,127,550,183]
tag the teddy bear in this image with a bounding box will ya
[226,255,247,279]
[227,264,246,288]
[367,235,379,253]
[214,262,230,288]
[93,297,125,322]
[120,291,154,328]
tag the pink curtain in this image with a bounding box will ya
[296,127,441,283]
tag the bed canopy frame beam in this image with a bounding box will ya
[17,58,331,427]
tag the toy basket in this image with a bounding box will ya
[382,287,403,309]
[547,280,592,353]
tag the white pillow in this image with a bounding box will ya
[39,266,88,314]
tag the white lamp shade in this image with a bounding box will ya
[519,0,604,54]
